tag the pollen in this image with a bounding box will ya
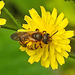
[27,42,32,47]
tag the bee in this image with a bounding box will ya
[11,30,51,50]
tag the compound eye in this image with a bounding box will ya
[43,37,48,44]
[43,33,49,44]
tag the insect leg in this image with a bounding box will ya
[34,44,39,50]
[48,44,50,51]
[21,41,30,47]
[39,43,42,48]
[43,31,46,34]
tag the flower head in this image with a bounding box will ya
[19,6,74,70]
[0,1,6,25]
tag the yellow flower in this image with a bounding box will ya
[0,1,6,25]
[19,6,74,70]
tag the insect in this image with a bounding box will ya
[11,30,51,50]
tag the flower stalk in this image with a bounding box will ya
[69,53,75,59]
[1,7,22,31]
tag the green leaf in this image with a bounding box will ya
[1,7,22,31]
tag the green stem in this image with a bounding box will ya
[1,26,17,31]
[1,7,22,31]
[69,54,75,59]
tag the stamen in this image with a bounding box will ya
[35,29,39,31]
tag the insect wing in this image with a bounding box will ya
[11,31,38,41]
[11,32,27,41]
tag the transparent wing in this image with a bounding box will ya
[11,31,38,41]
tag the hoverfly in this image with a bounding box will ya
[11,30,51,50]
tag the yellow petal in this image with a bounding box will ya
[46,12,51,25]
[55,45,61,53]
[25,50,36,56]
[52,8,57,22]
[61,50,69,58]
[50,43,55,56]
[41,57,50,68]
[22,24,34,31]
[52,35,63,40]
[40,6,47,21]
[17,29,27,32]
[24,15,33,26]
[28,48,44,63]
[55,29,65,35]
[29,8,45,31]
[56,52,65,65]
[50,44,58,69]
[58,39,70,45]
[19,46,26,51]
[28,56,35,64]
[55,12,64,26]
[34,48,44,62]
[59,44,71,52]
[29,8,41,21]
[47,17,55,34]
[52,18,68,35]
[41,45,49,61]
[64,31,74,38]
[0,1,5,10]
[0,18,6,25]
[50,55,58,70]
[40,6,51,25]
[52,40,58,45]
[57,18,69,30]
[34,56,40,62]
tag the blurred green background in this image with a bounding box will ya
[0,0,75,75]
